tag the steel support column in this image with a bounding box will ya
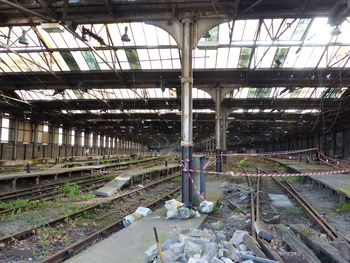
[181,18,193,207]
[215,88,222,173]
[222,109,227,165]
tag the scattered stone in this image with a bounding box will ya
[265,214,281,224]
[220,257,233,263]
[241,260,254,263]
[229,230,249,246]
[211,257,224,263]
[216,231,226,242]
[203,228,216,241]
[202,242,218,261]
[211,220,224,230]
[268,194,294,208]
[184,240,203,256]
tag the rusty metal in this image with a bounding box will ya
[272,177,338,240]
[0,172,180,246]
[39,187,181,263]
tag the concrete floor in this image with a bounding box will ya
[66,181,227,263]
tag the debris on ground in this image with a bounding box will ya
[123,207,152,227]
[145,228,266,263]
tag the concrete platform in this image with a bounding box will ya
[271,158,350,201]
[308,174,350,200]
[270,158,332,173]
[95,164,179,197]
[0,157,163,189]
[66,181,227,263]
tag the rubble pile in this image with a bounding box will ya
[145,228,262,263]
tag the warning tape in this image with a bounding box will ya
[180,160,206,202]
[220,148,318,157]
[180,167,350,178]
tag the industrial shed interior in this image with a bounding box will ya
[0,1,350,263]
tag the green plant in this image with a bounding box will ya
[335,201,350,214]
[286,207,303,216]
[58,183,80,199]
[237,158,247,168]
[79,193,95,201]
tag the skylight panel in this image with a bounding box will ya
[156,27,171,45]
[143,24,158,46]
[159,49,172,69]
[93,50,111,70]
[238,48,252,68]
[235,88,249,98]
[36,26,56,48]
[193,49,205,69]
[137,49,151,69]
[242,20,259,41]
[71,51,90,70]
[231,20,245,41]
[60,51,80,70]
[107,24,123,46]
[148,49,161,69]
[291,19,311,41]
[116,49,130,69]
[39,52,61,71]
[294,47,315,68]
[216,48,229,68]
[218,22,231,45]
[254,46,277,68]
[278,19,299,40]
[8,53,30,71]
[272,47,289,68]
[125,49,141,69]
[283,47,300,68]
[21,53,43,71]
[81,51,100,70]
[205,50,217,68]
[304,17,332,44]
[0,54,13,72]
[171,49,181,69]
[329,46,350,67]
[132,23,147,45]
[227,47,240,68]
[52,52,70,71]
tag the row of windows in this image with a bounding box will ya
[0,118,135,148]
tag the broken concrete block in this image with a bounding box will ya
[169,242,184,256]
[216,231,226,242]
[229,230,249,246]
[181,228,203,238]
[241,260,254,263]
[220,258,233,263]
[210,220,224,230]
[203,228,216,241]
[268,193,294,208]
[188,258,208,263]
[202,242,218,262]
[211,257,224,263]
[184,240,203,256]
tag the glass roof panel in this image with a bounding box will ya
[148,49,161,69]
[60,51,80,71]
[8,53,30,71]
[137,49,151,69]
[193,49,205,69]
[82,51,100,70]
[52,52,70,71]
[238,48,252,68]
[205,50,217,69]
[216,48,229,68]
[291,19,311,41]
[0,53,20,72]
[304,18,332,45]
[71,51,90,70]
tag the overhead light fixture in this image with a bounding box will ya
[331,26,342,36]
[121,26,131,42]
[41,23,64,33]
[18,30,29,45]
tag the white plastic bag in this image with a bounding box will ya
[135,207,152,217]
[199,200,214,213]
[166,209,179,219]
[122,212,142,227]
[165,199,183,210]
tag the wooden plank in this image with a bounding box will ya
[290,224,348,263]
[243,234,267,258]
[274,224,321,263]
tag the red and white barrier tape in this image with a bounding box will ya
[180,160,206,201]
[221,148,318,157]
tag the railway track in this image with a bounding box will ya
[255,168,350,245]
[0,173,180,263]
[0,159,167,216]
